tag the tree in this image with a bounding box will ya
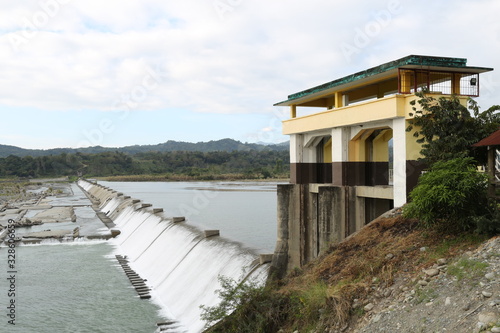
[403,158,489,232]
[406,91,500,166]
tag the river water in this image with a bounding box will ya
[0,181,280,332]
[100,181,280,253]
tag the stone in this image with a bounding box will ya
[418,280,428,286]
[485,272,495,280]
[364,303,374,312]
[482,291,493,298]
[385,253,394,260]
[478,311,499,325]
[491,327,500,333]
[424,268,440,277]
[437,258,447,265]
[445,297,451,306]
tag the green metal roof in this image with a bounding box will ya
[274,55,493,106]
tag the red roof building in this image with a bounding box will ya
[473,129,500,147]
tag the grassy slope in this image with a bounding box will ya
[205,213,489,333]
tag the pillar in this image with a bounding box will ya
[392,118,407,207]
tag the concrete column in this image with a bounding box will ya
[400,70,412,93]
[392,118,407,207]
[317,186,345,254]
[269,184,301,280]
[342,94,349,107]
[331,128,349,162]
[331,127,350,185]
[334,91,343,108]
[452,73,462,95]
[354,196,366,231]
[290,134,303,163]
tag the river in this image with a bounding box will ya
[0,180,280,332]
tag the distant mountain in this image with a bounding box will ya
[0,139,289,158]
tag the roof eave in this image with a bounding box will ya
[275,55,494,107]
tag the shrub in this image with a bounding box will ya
[471,204,500,236]
[403,157,489,232]
[201,276,290,333]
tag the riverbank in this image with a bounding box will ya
[97,174,289,182]
[0,180,113,244]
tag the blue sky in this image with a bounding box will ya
[1,0,499,149]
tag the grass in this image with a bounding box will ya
[447,258,489,281]
[414,287,438,304]
[426,233,488,260]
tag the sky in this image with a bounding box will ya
[0,0,499,149]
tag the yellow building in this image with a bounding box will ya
[269,55,493,274]
[275,55,492,207]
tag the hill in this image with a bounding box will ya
[0,139,289,158]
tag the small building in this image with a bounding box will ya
[270,55,493,275]
[473,129,500,198]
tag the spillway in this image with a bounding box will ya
[78,179,270,333]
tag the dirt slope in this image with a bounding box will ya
[281,211,500,333]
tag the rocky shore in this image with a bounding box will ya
[0,180,113,244]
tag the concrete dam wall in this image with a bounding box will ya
[77,179,269,333]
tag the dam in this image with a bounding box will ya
[77,179,271,333]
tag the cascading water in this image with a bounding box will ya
[78,179,270,333]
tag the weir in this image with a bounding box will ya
[78,179,270,333]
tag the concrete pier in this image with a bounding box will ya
[270,183,392,279]
[204,230,220,238]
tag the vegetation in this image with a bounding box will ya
[0,150,289,180]
[200,276,290,333]
[446,258,489,281]
[403,158,491,232]
[406,91,500,166]
[404,93,500,235]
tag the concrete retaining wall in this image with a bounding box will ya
[270,184,392,279]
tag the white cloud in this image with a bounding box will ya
[0,0,499,119]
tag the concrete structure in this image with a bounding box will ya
[270,55,493,277]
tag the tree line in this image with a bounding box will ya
[0,150,290,180]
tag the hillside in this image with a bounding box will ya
[206,211,500,333]
[0,139,289,158]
